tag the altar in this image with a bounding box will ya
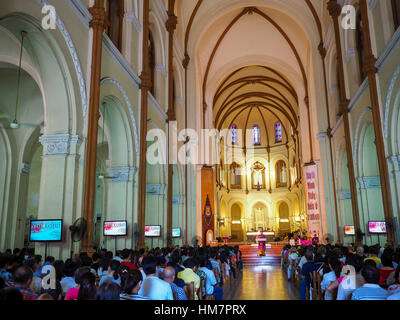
[246,231,275,243]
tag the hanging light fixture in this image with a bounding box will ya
[0,31,40,130]
[10,31,26,129]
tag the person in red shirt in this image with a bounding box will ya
[379,252,395,284]
[120,249,137,270]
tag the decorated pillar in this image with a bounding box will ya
[137,0,151,248]
[166,0,177,247]
[327,0,361,244]
[38,134,83,259]
[106,166,137,251]
[81,0,107,254]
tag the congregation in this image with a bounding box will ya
[0,246,243,301]
[281,242,400,300]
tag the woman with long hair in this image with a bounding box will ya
[77,271,97,300]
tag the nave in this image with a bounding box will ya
[223,266,299,300]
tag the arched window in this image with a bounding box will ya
[252,125,261,145]
[106,0,124,51]
[274,122,282,143]
[148,31,155,96]
[392,0,400,30]
[230,162,241,189]
[231,124,238,145]
[251,162,265,190]
[276,160,287,188]
[356,12,366,83]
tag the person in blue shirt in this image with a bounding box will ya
[352,265,389,300]
[99,259,121,287]
[162,266,187,300]
[300,250,314,300]
[32,255,42,278]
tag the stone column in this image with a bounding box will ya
[327,0,361,244]
[137,0,151,249]
[38,134,83,259]
[359,0,397,245]
[318,41,342,243]
[106,166,137,251]
[81,0,107,254]
[166,0,177,247]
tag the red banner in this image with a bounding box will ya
[303,164,322,242]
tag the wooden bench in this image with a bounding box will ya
[311,271,323,300]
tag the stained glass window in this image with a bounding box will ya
[252,125,260,145]
[275,122,282,143]
[231,124,238,144]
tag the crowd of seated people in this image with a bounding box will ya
[281,242,400,300]
[0,245,243,301]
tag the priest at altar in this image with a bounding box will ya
[256,228,267,256]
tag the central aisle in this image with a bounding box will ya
[223,265,299,300]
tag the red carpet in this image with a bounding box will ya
[239,245,283,266]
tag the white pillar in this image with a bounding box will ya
[106,166,137,252]
[37,134,83,260]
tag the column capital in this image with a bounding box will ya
[139,72,152,89]
[327,0,341,18]
[107,166,137,183]
[339,99,350,114]
[166,14,178,32]
[21,162,31,174]
[363,54,378,75]
[88,2,107,30]
[39,134,83,156]
[146,183,167,195]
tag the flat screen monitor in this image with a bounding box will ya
[145,225,161,237]
[368,221,387,234]
[29,219,63,242]
[344,225,355,235]
[172,227,181,238]
[104,220,127,236]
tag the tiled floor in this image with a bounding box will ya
[223,265,299,300]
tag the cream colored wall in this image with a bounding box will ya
[324,0,400,244]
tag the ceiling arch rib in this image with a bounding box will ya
[202,6,308,108]
[217,101,295,134]
[216,90,297,122]
[213,76,298,105]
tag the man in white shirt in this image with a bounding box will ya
[287,248,298,280]
[337,255,365,300]
[138,256,173,300]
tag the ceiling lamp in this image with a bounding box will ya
[0,31,40,130]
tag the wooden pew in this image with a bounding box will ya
[184,281,195,300]
[311,270,323,300]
